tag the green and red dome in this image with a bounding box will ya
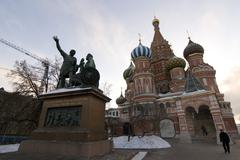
[166,56,186,71]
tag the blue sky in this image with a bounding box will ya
[0,0,240,123]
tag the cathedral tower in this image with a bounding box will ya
[150,17,174,94]
[166,55,186,92]
[131,41,156,102]
[183,38,222,100]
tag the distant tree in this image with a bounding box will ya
[100,82,112,109]
[8,57,61,98]
[101,82,112,96]
[47,56,61,91]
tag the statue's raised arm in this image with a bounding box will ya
[53,36,67,58]
[53,36,77,88]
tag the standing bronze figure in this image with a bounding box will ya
[53,36,78,88]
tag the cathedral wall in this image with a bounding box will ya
[181,95,211,111]
[222,117,238,134]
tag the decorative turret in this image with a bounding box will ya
[167,56,186,92]
[130,39,156,102]
[183,38,205,68]
[183,38,223,100]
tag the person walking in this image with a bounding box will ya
[201,125,208,136]
[219,129,230,153]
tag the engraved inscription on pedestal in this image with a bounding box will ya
[44,106,81,127]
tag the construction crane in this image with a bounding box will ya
[0,38,54,93]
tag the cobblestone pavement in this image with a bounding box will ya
[143,140,240,160]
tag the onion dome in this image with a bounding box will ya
[166,56,186,71]
[131,42,151,60]
[123,62,135,80]
[152,16,159,25]
[183,38,204,58]
[116,93,127,105]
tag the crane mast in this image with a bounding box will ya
[0,38,51,93]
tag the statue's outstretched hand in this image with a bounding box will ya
[53,36,59,42]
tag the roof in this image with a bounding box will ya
[185,71,205,92]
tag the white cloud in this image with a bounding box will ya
[219,67,240,123]
[37,0,133,107]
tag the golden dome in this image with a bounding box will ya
[152,16,159,25]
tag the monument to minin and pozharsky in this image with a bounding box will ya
[19,36,112,157]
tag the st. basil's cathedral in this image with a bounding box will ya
[106,17,238,143]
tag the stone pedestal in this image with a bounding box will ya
[19,88,112,157]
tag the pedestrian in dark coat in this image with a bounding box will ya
[219,129,230,153]
[201,125,208,136]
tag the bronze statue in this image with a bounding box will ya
[53,36,99,88]
[69,53,99,88]
[85,53,96,68]
[53,36,78,88]
[79,53,99,87]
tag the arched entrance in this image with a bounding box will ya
[194,105,216,137]
[185,105,216,138]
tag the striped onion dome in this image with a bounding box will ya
[131,42,151,60]
[166,56,186,71]
[123,62,135,80]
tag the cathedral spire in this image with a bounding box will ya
[151,16,165,45]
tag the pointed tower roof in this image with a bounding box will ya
[152,17,166,45]
[185,71,205,93]
[150,16,173,60]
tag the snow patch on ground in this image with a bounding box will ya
[0,136,171,153]
[0,144,20,153]
[113,135,171,149]
[41,87,92,95]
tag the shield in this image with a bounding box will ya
[80,67,100,86]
